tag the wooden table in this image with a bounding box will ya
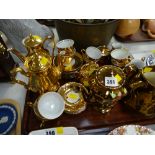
[22,91,155,135]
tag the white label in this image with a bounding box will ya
[105,77,118,87]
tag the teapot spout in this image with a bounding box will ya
[7,48,25,62]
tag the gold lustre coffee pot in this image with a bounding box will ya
[8,34,62,94]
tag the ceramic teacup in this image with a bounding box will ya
[33,92,65,121]
[129,66,155,90]
[142,19,155,39]
[129,59,145,69]
[86,46,102,60]
[123,59,144,81]
[56,39,75,65]
[111,48,133,68]
[81,46,102,62]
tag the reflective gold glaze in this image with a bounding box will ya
[111,48,133,68]
[59,47,75,65]
[58,82,88,114]
[54,52,83,81]
[90,65,127,113]
[95,65,126,89]
[125,65,155,116]
[98,45,111,56]
[0,42,6,55]
[81,45,111,65]
[79,61,99,87]
[23,34,43,48]
[9,34,61,94]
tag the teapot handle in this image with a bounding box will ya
[10,67,28,89]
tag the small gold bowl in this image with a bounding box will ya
[58,82,88,114]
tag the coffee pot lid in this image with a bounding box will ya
[23,34,43,48]
[24,52,52,72]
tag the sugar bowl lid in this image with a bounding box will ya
[23,34,43,48]
[96,65,126,89]
[24,52,52,72]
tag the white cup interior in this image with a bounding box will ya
[86,46,102,59]
[111,49,129,59]
[130,59,145,69]
[143,72,155,87]
[56,39,74,49]
[38,92,65,119]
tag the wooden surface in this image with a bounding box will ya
[22,91,155,135]
[115,29,155,43]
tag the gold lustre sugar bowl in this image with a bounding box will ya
[90,65,127,113]
[58,82,88,114]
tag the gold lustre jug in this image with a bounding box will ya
[8,34,62,94]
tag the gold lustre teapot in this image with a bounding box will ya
[8,34,62,94]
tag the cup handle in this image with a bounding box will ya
[128,55,133,60]
[80,49,89,62]
[141,21,155,38]
[10,67,28,89]
[80,49,86,56]
[129,80,145,90]
[79,83,89,95]
[147,29,155,39]
[141,57,146,62]
[40,120,45,128]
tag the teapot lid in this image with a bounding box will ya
[24,52,52,72]
[23,34,43,48]
[96,65,126,89]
